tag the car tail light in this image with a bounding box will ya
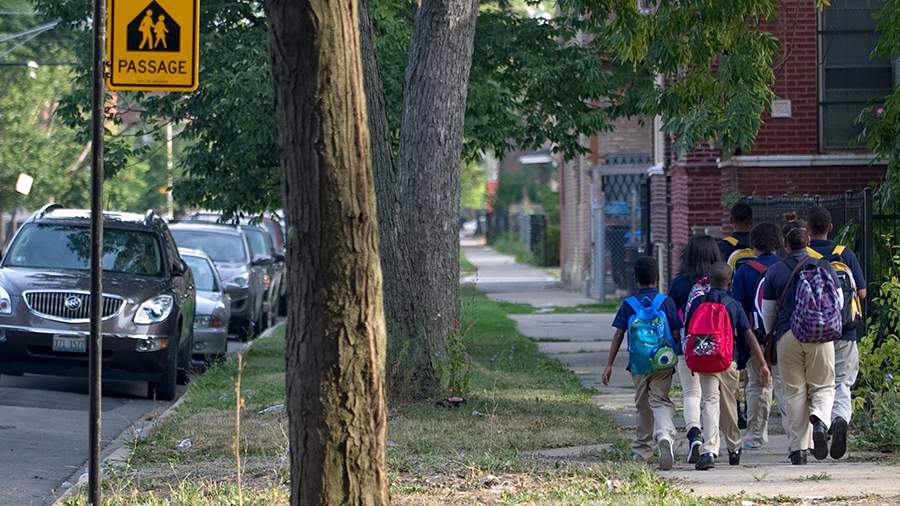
[210,315,225,328]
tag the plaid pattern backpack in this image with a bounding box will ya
[790,259,843,343]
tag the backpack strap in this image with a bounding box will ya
[650,293,667,313]
[747,260,767,274]
[624,296,642,315]
[832,244,846,262]
[723,236,739,247]
[776,256,809,312]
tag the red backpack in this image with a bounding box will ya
[685,295,734,373]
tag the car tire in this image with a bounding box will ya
[238,319,256,342]
[177,331,194,385]
[278,294,287,317]
[148,345,178,401]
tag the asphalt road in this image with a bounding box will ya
[0,340,247,506]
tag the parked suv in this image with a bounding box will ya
[169,222,267,339]
[0,205,196,401]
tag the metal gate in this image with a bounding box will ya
[591,171,651,299]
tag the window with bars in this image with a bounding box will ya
[819,0,894,151]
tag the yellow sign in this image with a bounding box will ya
[106,0,199,92]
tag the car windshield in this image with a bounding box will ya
[4,224,163,276]
[183,255,217,291]
[171,230,248,263]
[244,228,271,258]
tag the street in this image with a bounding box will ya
[0,341,245,506]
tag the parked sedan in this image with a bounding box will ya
[169,222,266,340]
[179,248,230,361]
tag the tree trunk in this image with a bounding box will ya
[359,0,418,396]
[264,1,388,504]
[394,0,480,396]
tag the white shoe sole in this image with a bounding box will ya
[658,439,674,470]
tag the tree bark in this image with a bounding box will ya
[264,1,388,504]
[359,0,418,396]
[394,0,480,396]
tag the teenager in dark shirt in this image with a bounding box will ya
[807,206,866,459]
[719,203,753,262]
[732,223,782,450]
[668,234,721,463]
[603,257,682,469]
[762,223,841,465]
[685,263,770,469]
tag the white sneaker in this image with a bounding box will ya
[658,438,674,470]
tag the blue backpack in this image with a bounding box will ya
[626,294,679,374]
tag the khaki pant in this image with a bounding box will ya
[699,362,740,455]
[777,330,836,452]
[744,355,773,448]
[676,358,701,431]
[632,369,676,460]
[832,340,859,423]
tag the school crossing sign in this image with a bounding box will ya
[107,0,199,92]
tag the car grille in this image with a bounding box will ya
[24,291,124,322]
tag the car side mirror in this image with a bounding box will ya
[172,260,188,276]
[251,255,272,266]
[274,252,285,263]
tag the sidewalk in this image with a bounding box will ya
[463,242,900,501]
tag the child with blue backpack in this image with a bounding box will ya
[603,257,682,470]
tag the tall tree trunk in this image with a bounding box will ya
[265,1,388,504]
[394,0,480,396]
[359,0,418,396]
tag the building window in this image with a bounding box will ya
[819,0,894,151]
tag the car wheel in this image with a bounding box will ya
[239,319,256,342]
[148,344,178,401]
[278,294,287,317]
[177,331,194,385]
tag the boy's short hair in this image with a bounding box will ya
[808,206,832,236]
[634,256,658,286]
[731,203,753,225]
[709,262,732,289]
[750,222,782,253]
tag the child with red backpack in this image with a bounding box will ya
[603,257,682,470]
[685,262,771,470]
[732,223,782,449]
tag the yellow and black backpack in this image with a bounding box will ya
[723,236,757,273]
[830,245,862,331]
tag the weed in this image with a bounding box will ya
[797,472,832,482]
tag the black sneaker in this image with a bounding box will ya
[728,449,741,466]
[831,417,848,460]
[811,416,829,460]
[738,400,748,430]
[790,449,808,465]
[687,427,703,464]
[695,452,715,471]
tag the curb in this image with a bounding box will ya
[52,323,283,505]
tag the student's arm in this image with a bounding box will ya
[602,329,625,386]
[743,329,771,383]
[846,249,867,300]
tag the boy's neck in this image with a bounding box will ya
[637,284,656,290]
[710,285,728,291]
[811,234,829,241]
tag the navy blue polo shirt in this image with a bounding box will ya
[762,251,841,340]
[719,231,751,263]
[809,239,865,341]
[733,253,782,323]
[612,288,682,335]
[668,275,694,314]
[685,288,751,364]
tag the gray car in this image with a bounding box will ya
[169,222,267,340]
[179,248,230,361]
[0,205,196,401]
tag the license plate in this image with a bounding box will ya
[52,335,87,354]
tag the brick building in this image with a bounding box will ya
[561,0,891,295]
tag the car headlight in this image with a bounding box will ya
[0,286,11,315]
[229,273,249,288]
[134,295,175,324]
[194,314,226,328]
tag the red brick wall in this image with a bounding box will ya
[751,0,820,155]
[735,166,885,196]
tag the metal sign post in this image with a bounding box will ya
[88,0,106,502]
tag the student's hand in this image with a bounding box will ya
[759,365,771,387]
[602,366,613,386]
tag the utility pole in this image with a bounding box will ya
[88,0,106,503]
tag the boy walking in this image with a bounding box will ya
[807,206,866,459]
[603,257,681,470]
[685,262,771,470]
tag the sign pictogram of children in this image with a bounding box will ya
[138,10,154,49]
[127,1,181,53]
[153,15,169,49]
